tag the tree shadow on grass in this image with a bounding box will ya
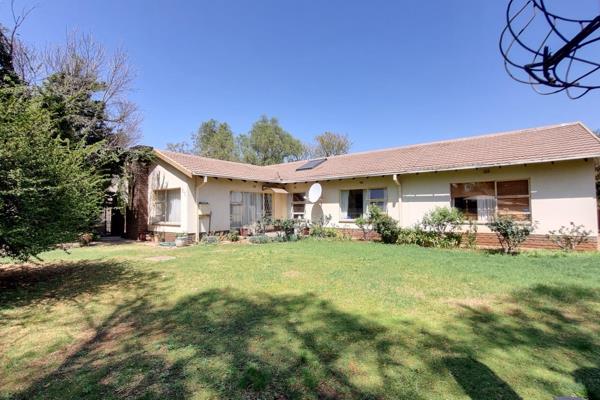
[0,260,159,311]
[15,288,426,400]
[439,284,600,398]
[573,367,600,400]
[444,357,522,400]
[10,278,600,399]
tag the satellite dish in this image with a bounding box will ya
[307,183,322,203]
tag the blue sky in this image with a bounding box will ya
[3,1,600,152]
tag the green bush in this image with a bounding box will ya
[249,235,270,244]
[273,218,297,240]
[415,207,465,248]
[488,216,535,254]
[226,231,240,242]
[547,222,592,251]
[396,228,420,245]
[368,205,399,244]
[309,226,339,238]
[354,216,371,240]
[421,207,464,234]
[464,220,478,249]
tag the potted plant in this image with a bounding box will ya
[175,233,188,247]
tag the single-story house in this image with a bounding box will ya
[142,122,600,250]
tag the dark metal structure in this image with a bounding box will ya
[500,0,600,98]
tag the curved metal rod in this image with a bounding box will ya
[499,0,600,97]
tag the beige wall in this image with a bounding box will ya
[149,158,599,239]
[285,176,401,229]
[286,160,598,236]
[147,162,196,235]
[397,159,598,235]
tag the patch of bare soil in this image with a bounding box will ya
[282,270,301,278]
[144,256,176,262]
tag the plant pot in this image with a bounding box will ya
[175,237,187,247]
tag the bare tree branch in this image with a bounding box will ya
[44,31,141,146]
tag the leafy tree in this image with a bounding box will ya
[0,25,21,85]
[0,85,103,260]
[313,132,351,157]
[192,119,237,161]
[239,116,304,165]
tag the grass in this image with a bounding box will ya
[1,240,599,399]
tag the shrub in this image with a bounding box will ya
[488,216,535,254]
[421,207,464,236]
[226,231,240,242]
[201,235,219,245]
[309,214,341,239]
[547,222,591,251]
[368,205,399,244]
[274,218,297,240]
[354,216,371,240]
[309,226,339,239]
[396,227,421,245]
[249,235,270,244]
[78,233,93,246]
[397,227,461,248]
[464,220,478,250]
[414,207,465,249]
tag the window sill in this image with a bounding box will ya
[150,222,181,227]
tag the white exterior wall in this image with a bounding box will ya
[148,158,598,239]
[195,179,286,232]
[147,162,196,235]
[287,160,597,236]
[398,160,598,235]
[286,177,401,229]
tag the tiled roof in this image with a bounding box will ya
[156,122,600,183]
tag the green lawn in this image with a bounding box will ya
[1,240,599,400]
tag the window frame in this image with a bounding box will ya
[339,187,388,222]
[229,191,273,229]
[151,188,181,225]
[367,188,387,212]
[291,192,307,220]
[450,178,531,223]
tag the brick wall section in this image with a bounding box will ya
[475,233,598,251]
[150,232,196,243]
[338,228,381,241]
[335,228,598,251]
[125,161,150,240]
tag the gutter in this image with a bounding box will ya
[393,174,402,226]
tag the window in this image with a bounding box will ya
[263,193,273,220]
[450,181,495,222]
[340,189,364,220]
[152,189,181,224]
[496,180,531,221]
[368,188,387,211]
[230,192,272,229]
[450,180,530,222]
[292,192,306,220]
[340,188,387,220]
